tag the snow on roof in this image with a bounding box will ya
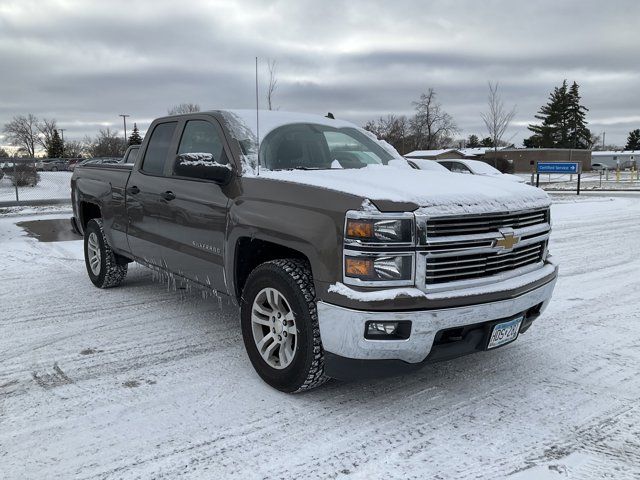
[592,150,638,156]
[458,148,488,156]
[404,149,463,158]
[222,109,357,138]
[215,109,404,172]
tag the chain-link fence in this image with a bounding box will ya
[0,158,75,207]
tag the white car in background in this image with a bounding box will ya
[436,158,526,183]
[405,158,451,172]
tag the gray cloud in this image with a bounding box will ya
[1,0,639,148]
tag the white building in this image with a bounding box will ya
[591,151,638,169]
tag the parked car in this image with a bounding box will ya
[71,110,557,392]
[40,158,68,172]
[591,162,612,171]
[123,145,140,164]
[77,157,122,167]
[406,158,452,172]
[436,158,526,183]
[66,158,82,171]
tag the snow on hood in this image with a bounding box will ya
[216,109,548,215]
[257,165,550,216]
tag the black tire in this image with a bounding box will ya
[83,218,128,288]
[241,259,328,393]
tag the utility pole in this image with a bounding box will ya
[602,131,605,150]
[58,128,66,158]
[119,114,130,142]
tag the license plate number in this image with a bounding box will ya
[487,317,523,349]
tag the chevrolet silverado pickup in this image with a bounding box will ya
[71,110,558,392]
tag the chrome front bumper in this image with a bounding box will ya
[317,266,558,364]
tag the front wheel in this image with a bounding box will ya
[84,218,128,288]
[241,259,327,393]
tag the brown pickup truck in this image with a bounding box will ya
[71,110,558,392]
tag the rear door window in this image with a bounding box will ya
[141,122,177,175]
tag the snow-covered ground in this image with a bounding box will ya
[1,196,639,479]
[0,171,72,203]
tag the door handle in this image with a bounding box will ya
[161,191,176,201]
[127,185,140,194]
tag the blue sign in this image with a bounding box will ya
[536,162,580,174]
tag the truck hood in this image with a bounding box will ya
[256,165,550,215]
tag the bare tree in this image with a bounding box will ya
[168,103,201,115]
[410,88,458,150]
[266,59,278,110]
[480,82,516,158]
[63,140,87,158]
[2,114,40,157]
[36,118,58,150]
[364,115,410,154]
[86,128,127,157]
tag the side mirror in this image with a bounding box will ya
[174,153,233,184]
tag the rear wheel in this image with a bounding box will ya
[84,218,128,288]
[241,259,327,393]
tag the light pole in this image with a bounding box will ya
[119,114,130,142]
[58,128,65,158]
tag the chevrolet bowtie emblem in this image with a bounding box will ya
[494,230,520,250]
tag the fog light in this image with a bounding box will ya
[368,322,398,335]
[364,321,411,340]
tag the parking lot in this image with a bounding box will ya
[1,194,639,479]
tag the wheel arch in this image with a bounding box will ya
[233,236,312,300]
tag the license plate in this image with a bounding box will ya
[487,317,523,349]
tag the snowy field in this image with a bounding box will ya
[0,171,72,203]
[1,195,639,479]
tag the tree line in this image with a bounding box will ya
[0,103,198,159]
[364,80,638,155]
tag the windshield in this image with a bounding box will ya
[260,123,394,170]
[466,160,501,175]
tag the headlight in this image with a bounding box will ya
[343,210,416,286]
[345,255,413,282]
[345,213,414,245]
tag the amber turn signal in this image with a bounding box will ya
[346,219,373,239]
[345,257,374,278]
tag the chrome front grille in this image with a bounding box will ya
[416,207,551,291]
[425,208,549,237]
[425,240,546,284]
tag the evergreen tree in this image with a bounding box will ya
[46,129,64,158]
[128,123,143,146]
[567,81,591,149]
[480,136,494,147]
[625,129,640,150]
[467,134,481,148]
[524,80,591,149]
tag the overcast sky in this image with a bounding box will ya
[1,0,639,149]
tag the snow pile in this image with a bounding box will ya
[328,282,426,301]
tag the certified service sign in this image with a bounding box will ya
[536,162,581,174]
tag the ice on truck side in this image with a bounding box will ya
[70,109,558,392]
